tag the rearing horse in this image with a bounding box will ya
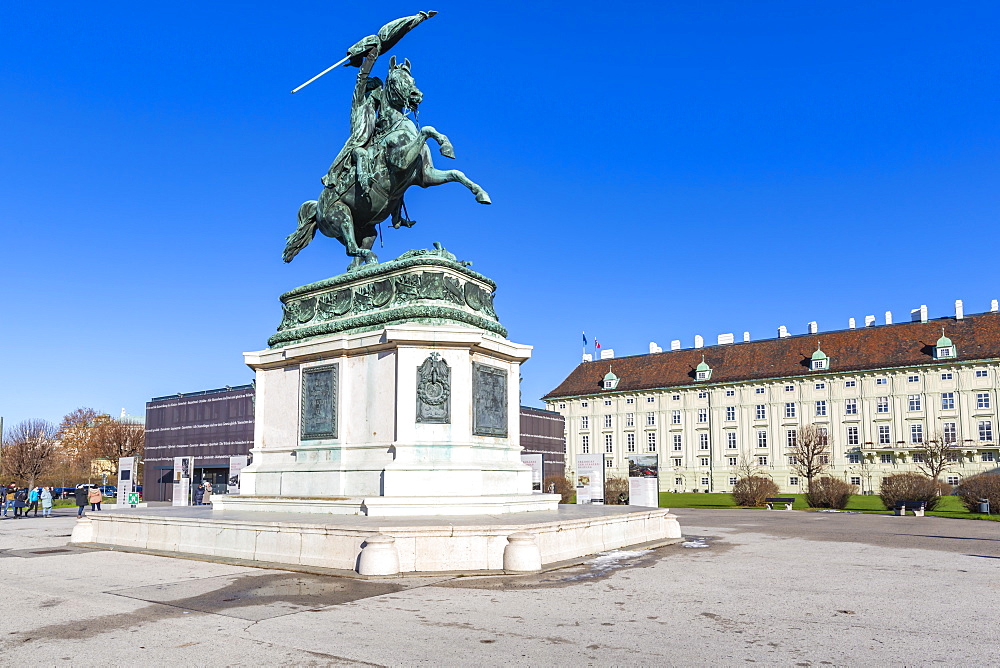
[283,55,490,272]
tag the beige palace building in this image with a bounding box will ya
[543,303,1000,494]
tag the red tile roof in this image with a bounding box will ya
[542,312,1000,400]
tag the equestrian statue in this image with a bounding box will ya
[283,11,491,272]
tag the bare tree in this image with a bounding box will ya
[912,431,961,483]
[90,417,145,476]
[54,407,103,483]
[1,419,58,488]
[735,449,765,479]
[787,424,831,491]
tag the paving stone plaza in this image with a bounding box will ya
[2,507,996,665]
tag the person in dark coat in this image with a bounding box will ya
[13,488,28,518]
[74,486,89,517]
[193,484,205,506]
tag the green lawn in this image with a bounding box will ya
[658,492,999,521]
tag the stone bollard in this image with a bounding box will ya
[357,534,400,576]
[70,516,94,544]
[503,532,541,572]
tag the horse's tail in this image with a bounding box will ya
[283,201,319,263]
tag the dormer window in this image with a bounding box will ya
[935,329,957,359]
[602,367,620,390]
[695,356,713,381]
[810,344,830,371]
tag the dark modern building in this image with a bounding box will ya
[519,405,566,478]
[143,384,254,502]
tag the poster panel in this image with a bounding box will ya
[116,457,135,507]
[228,455,249,494]
[627,455,659,507]
[520,454,543,491]
[575,454,605,504]
[172,456,192,506]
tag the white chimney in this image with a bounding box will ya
[807,321,818,334]
[911,305,928,323]
[600,349,615,360]
[865,315,876,327]
[694,335,704,349]
[649,342,662,354]
[885,311,893,325]
[670,339,681,351]
[718,333,734,345]
[955,299,964,320]
[848,317,856,329]
[582,353,593,362]
[992,299,998,313]
[778,325,789,338]
[743,331,751,342]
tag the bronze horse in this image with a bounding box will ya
[283,55,490,272]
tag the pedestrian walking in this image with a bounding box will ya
[74,486,88,517]
[40,487,53,517]
[1,486,10,517]
[28,487,40,517]
[203,480,213,505]
[88,486,103,511]
[193,484,205,506]
[13,488,28,518]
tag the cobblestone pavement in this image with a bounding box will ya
[1,506,996,665]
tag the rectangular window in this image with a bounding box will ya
[847,426,859,445]
[647,396,655,403]
[943,422,957,443]
[729,476,738,485]
[976,369,988,378]
[673,434,682,451]
[786,429,797,448]
[625,412,634,427]
[558,403,566,409]
[727,457,738,466]
[699,433,710,450]
[908,395,922,411]
[697,392,708,399]
[815,383,826,390]
[941,393,954,410]
[604,414,612,428]
[815,400,827,417]
[789,476,799,486]
[878,425,891,444]
[941,373,953,381]
[626,433,636,452]
[604,399,612,406]
[581,435,590,454]
[605,433,613,452]
[845,380,857,388]
[697,409,708,423]
[850,476,861,486]
[845,399,858,415]
[580,416,589,429]
[626,397,635,404]
[755,404,766,420]
[671,410,680,424]
[646,412,656,426]
[674,477,683,485]
[877,397,889,413]
[907,375,919,383]
[581,401,588,407]
[671,395,680,401]
[700,458,709,467]
[946,453,960,462]
[818,427,828,445]
[788,455,798,465]
[785,403,796,418]
[847,453,860,464]
[982,452,996,462]
[647,432,657,451]
[726,432,737,449]
[881,453,892,464]
[979,421,993,442]
[725,406,736,421]
[912,453,924,463]
[819,455,829,465]
[757,456,768,466]
[977,393,991,409]
[725,390,735,397]
[700,477,710,486]
[785,385,795,392]
[910,423,923,444]
[876,378,887,385]
[757,430,768,448]
[755,387,765,394]
[606,459,613,468]
[672,458,682,467]
[946,476,960,485]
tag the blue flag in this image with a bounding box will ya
[582,331,587,345]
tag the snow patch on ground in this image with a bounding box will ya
[560,549,652,581]
[681,538,710,548]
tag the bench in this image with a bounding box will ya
[764,497,795,511]
[893,500,926,517]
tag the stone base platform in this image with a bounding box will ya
[70,505,682,575]
[212,493,561,516]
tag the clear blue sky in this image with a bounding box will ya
[1,1,998,427]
